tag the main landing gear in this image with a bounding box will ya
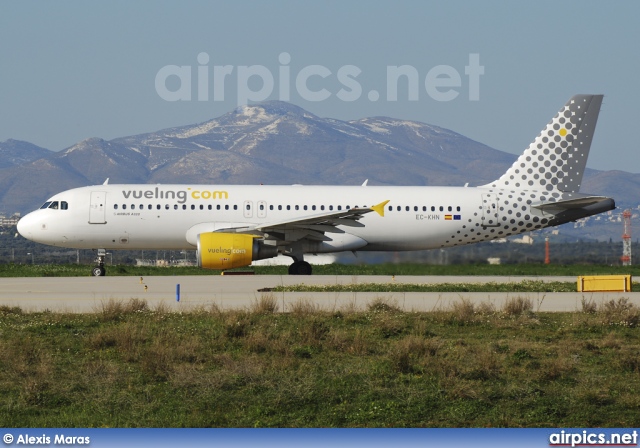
[92,249,106,276]
[286,248,313,275]
[288,260,313,275]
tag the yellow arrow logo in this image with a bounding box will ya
[370,200,390,217]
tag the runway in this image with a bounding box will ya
[1,275,638,313]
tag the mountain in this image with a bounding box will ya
[0,101,638,225]
[0,139,51,169]
[111,101,518,187]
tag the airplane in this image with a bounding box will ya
[17,94,615,276]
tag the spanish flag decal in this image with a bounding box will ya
[445,215,452,220]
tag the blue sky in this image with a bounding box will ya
[1,1,638,172]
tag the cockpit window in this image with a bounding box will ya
[40,200,68,210]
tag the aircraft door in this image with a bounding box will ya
[481,193,500,227]
[243,200,253,219]
[89,191,107,224]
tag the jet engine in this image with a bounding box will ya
[196,233,278,270]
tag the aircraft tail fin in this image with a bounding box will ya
[483,94,603,193]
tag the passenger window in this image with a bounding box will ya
[246,204,250,210]
[174,205,178,210]
[165,205,169,210]
[217,205,221,210]
[200,205,204,210]
[295,205,299,210]
[320,205,324,211]
[414,206,418,211]
[431,206,435,212]
[338,206,342,211]
[131,205,136,210]
[406,206,410,211]
[260,204,265,211]
[123,204,127,210]
[225,205,229,210]
[304,205,308,211]
[439,206,443,212]
[329,205,333,211]
[182,205,187,210]
[278,205,282,210]
[312,205,316,211]
[208,205,212,210]
[114,204,118,210]
[422,206,426,212]
[148,205,152,210]
[448,206,452,212]
[456,206,461,212]
[397,206,401,211]
[233,205,238,210]
[157,204,161,210]
[388,206,392,211]
[287,205,291,210]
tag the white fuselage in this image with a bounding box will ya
[18,183,508,253]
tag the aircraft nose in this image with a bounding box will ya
[17,212,41,239]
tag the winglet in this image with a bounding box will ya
[370,200,390,217]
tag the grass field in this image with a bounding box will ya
[1,296,640,427]
[272,280,581,293]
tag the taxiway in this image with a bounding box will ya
[0,275,638,313]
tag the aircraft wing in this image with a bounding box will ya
[216,200,389,242]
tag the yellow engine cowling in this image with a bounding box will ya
[196,233,278,270]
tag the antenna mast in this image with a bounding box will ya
[622,209,632,266]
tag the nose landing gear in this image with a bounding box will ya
[92,249,106,276]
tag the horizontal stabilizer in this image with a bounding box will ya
[531,196,610,211]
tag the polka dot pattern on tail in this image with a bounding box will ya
[483,95,603,194]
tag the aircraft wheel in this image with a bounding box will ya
[288,261,312,275]
[92,266,106,277]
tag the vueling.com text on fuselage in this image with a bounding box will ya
[121,188,229,204]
